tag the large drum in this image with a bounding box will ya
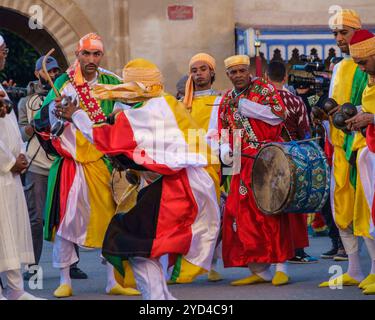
[252,141,330,215]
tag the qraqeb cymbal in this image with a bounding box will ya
[333,112,351,134]
[332,102,357,135]
[323,98,338,114]
[341,103,357,118]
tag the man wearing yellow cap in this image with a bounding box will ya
[34,33,140,298]
[56,58,221,300]
[318,10,371,289]
[183,53,220,131]
[345,29,375,294]
[219,55,294,286]
[176,53,223,283]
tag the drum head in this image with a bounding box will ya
[252,145,292,214]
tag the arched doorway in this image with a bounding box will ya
[0,0,100,63]
[1,0,130,82]
[0,29,41,87]
[0,7,70,87]
[0,7,68,71]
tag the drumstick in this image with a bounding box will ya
[242,137,321,151]
[42,49,60,97]
[240,137,322,161]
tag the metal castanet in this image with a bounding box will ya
[323,98,338,114]
[333,112,352,134]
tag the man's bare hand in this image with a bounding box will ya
[2,79,16,88]
[11,154,28,174]
[311,106,328,126]
[25,124,35,137]
[345,112,374,131]
[55,96,79,122]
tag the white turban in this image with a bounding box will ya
[0,36,4,47]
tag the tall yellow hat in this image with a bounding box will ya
[224,55,250,70]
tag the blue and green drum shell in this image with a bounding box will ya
[252,141,330,215]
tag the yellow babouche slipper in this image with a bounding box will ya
[318,273,360,288]
[53,284,73,298]
[363,283,375,295]
[231,274,270,286]
[107,284,141,296]
[208,269,223,282]
[272,271,290,286]
[359,274,375,289]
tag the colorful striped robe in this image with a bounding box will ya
[71,93,221,278]
[34,68,122,248]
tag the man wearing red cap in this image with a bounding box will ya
[346,29,375,294]
[34,33,140,298]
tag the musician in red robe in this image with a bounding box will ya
[219,55,293,286]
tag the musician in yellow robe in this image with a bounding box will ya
[167,53,223,283]
[319,10,373,288]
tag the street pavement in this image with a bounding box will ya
[22,235,375,300]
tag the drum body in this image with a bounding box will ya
[110,169,138,214]
[252,141,330,215]
[110,168,162,214]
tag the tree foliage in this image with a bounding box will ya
[0,29,39,87]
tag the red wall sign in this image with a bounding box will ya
[168,5,194,20]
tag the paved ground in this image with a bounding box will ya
[22,236,375,300]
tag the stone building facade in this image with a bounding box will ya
[0,0,374,91]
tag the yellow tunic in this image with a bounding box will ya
[169,91,222,282]
[189,92,222,198]
[330,58,370,236]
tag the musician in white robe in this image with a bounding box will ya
[0,35,44,300]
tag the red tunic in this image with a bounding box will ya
[219,78,294,266]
